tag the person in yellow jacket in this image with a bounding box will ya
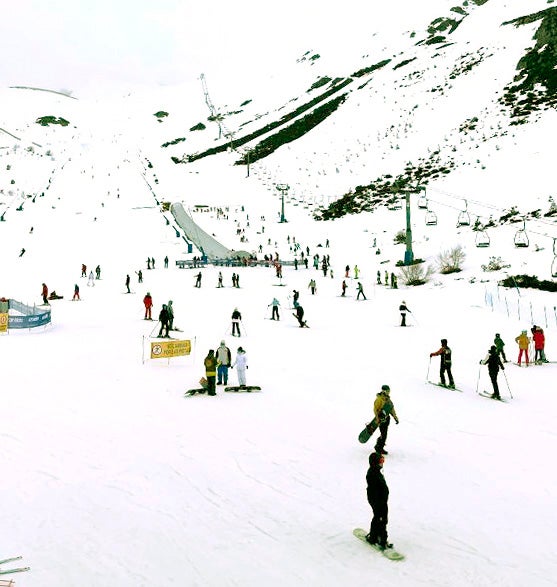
[204,350,218,396]
[515,330,531,366]
[373,385,399,455]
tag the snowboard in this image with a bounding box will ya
[479,391,508,402]
[292,313,309,327]
[224,385,261,392]
[427,381,463,392]
[185,378,210,396]
[358,399,393,443]
[353,528,405,561]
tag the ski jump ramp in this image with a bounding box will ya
[170,203,232,260]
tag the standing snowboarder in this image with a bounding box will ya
[73,283,80,301]
[41,282,49,305]
[365,452,392,550]
[158,304,170,337]
[430,339,455,388]
[356,281,367,300]
[167,300,174,331]
[480,345,505,399]
[87,271,95,287]
[204,350,217,396]
[373,385,399,455]
[399,301,411,327]
[231,346,248,387]
[268,298,280,320]
[195,272,202,288]
[231,308,242,337]
[294,305,308,328]
[125,274,131,293]
[341,280,347,297]
[216,340,231,385]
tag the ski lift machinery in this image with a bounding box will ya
[514,217,530,248]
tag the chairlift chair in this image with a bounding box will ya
[425,209,438,226]
[417,195,428,209]
[514,218,529,248]
[457,200,470,227]
[475,230,490,248]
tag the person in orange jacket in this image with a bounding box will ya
[430,339,454,388]
[143,292,153,320]
[515,330,530,366]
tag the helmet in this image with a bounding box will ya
[381,384,390,395]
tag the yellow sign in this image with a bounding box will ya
[0,313,8,333]
[150,339,191,359]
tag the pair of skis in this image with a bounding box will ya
[0,556,30,575]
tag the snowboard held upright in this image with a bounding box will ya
[358,399,393,443]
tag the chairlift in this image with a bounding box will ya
[514,218,529,248]
[475,230,490,248]
[417,195,428,209]
[457,199,470,227]
[425,207,438,226]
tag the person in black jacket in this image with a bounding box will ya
[430,338,454,388]
[399,301,411,326]
[366,452,392,549]
[231,308,242,336]
[481,345,505,399]
[158,304,170,337]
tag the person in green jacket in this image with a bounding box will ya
[494,333,507,362]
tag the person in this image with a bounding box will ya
[430,339,455,388]
[494,333,507,362]
[341,280,347,297]
[42,283,49,305]
[231,308,242,336]
[515,330,530,366]
[143,292,153,320]
[356,281,367,300]
[373,385,399,455]
[292,290,300,308]
[480,345,505,399]
[167,300,174,330]
[95,265,101,279]
[216,340,231,385]
[354,265,360,279]
[532,326,546,364]
[268,298,280,320]
[231,346,248,387]
[308,279,317,295]
[19,248,25,257]
[345,264,350,278]
[87,271,95,286]
[204,350,217,396]
[399,301,411,327]
[195,272,202,288]
[136,269,143,283]
[365,452,392,550]
[158,304,170,337]
[294,305,308,328]
[73,283,80,301]
[164,255,169,268]
[125,274,131,293]
[81,264,87,277]
[217,272,223,288]
[377,270,381,285]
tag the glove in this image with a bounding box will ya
[230,365,234,369]
[395,419,400,425]
[246,366,249,369]
[429,353,434,358]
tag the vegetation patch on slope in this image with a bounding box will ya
[35,116,70,127]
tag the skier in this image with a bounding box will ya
[204,350,217,396]
[294,305,308,328]
[81,264,87,277]
[376,270,381,285]
[41,282,49,305]
[354,265,360,279]
[515,330,530,366]
[164,255,169,268]
[125,274,131,293]
[341,280,347,297]
[158,304,170,337]
[217,272,223,288]
[308,279,317,295]
[532,326,547,364]
[356,281,367,300]
[480,345,505,399]
[345,265,350,278]
[167,300,174,330]
[216,340,231,385]
[73,283,80,301]
[373,385,399,455]
[365,452,392,550]
[494,333,507,362]
[430,339,455,388]
[399,301,411,327]
[268,298,280,320]
[231,308,242,337]
[136,269,143,283]
[231,346,248,387]
[143,292,153,320]
[87,271,95,286]
[195,272,202,288]
[95,265,101,279]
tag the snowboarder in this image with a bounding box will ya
[195,272,202,288]
[41,282,49,305]
[136,269,143,283]
[308,279,317,295]
[204,350,217,396]
[399,301,411,327]
[81,264,87,277]
[341,280,347,297]
[356,281,367,300]
[345,265,350,278]
[167,300,174,330]
[354,265,360,279]
[377,270,381,285]
[231,346,248,387]
[292,290,300,308]
[143,292,153,320]
[73,283,80,301]
[365,452,392,550]
[494,333,507,362]
[515,330,530,366]
[125,274,131,293]
[480,345,505,399]
[19,248,25,257]
[373,385,399,455]
[268,298,280,320]
[158,304,170,337]
[217,272,223,288]
[294,305,308,328]
[164,255,169,268]
[231,308,242,336]
[430,339,455,388]
[95,265,101,279]
[216,340,231,385]
[87,271,95,286]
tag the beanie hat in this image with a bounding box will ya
[369,452,384,467]
[381,384,390,395]
[441,338,447,344]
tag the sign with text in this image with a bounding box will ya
[150,339,191,359]
[0,313,8,333]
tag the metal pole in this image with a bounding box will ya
[404,190,414,265]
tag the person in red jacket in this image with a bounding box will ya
[143,292,153,320]
[532,326,547,364]
[430,339,455,388]
[41,283,49,305]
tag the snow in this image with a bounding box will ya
[1,1,557,585]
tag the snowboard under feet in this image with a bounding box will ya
[224,386,261,392]
[353,528,404,561]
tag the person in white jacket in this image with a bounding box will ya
[232,346,248,386]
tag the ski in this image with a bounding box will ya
[0,567,30,575]
[224,386,261,392]
[353,528,405,561]
[479,391,508,402]
[0,558,21,566]
[426,381,462,392]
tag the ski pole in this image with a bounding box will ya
[475,363,482,394]
[426,357,431,382]
[410,312,419,326]
[150,320,161,337]
[502,369,513,399]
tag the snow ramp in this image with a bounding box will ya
[170,203,232,260]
